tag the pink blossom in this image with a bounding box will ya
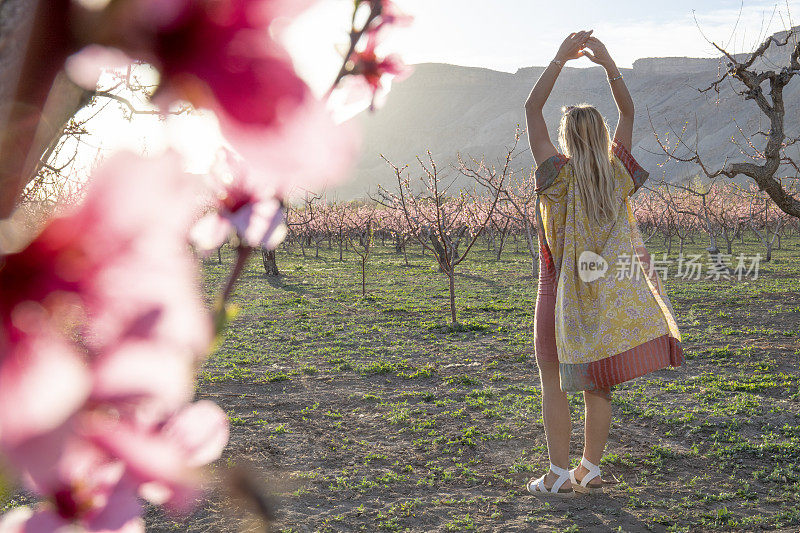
[342,31,413,112]
[0,439,144,533]
[115,0,316,129]
[0,151,226,529]
[67,1,363,195]
[0,153,211,421]
[0,322,90,448]
[0,399,228,531]
[189,149,287,251]
[84,400,229,513]
[217,96,363,199]
[360,0,414,37]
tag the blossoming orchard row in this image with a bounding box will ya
[226,177,799,281]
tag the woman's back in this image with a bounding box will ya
[534,139,682,390]
[536,139,645,278]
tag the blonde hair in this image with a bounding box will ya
[558,104,618,226]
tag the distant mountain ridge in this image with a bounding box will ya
[331,28,799,200]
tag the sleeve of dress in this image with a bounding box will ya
[534,154,569,272]
[534,153,569,200]
[611,139,649,196]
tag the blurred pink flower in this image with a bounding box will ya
[343,31,413,112]
[0,321,90,449]
[0,151,206,453]
[360,0,414,37]
[0,151,226,530]
[0,440,143,533]
[69,1,362,195]
[218,96,363,198]
[0,400,228,532]
[85,400,229,513]
[119,0,316,129]
[190,150,287,252]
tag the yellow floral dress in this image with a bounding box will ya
[533,140,684,393]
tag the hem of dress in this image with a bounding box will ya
[558,334,684,393]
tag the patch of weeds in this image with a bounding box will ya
[358,359,411,375]
[602,453,635,468]
[263,370,291,382]
[326,357,353,371]
[444,374,481,386]
[443,513,476,531]
[398,363,436,379]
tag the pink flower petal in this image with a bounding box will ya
[225,203,255,241]
[189,213,232,252]
[0,328,90,446]
[91,343,195,414]
[65,45,136,91]
[86,417,188,486]
[78,151,213,360]
[219,96,362,197]
[241,200,285,249]
[85,476,144,533]
[163,400,229,468]
[0,506,64,533]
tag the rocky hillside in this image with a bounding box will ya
[331,28,799,200]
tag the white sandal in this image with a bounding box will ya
[527,463,575,498]
[569,457,604,494]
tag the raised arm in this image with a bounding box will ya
[524,30,593,166]
[582,36,634,150]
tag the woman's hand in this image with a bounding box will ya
[555,30,593,63]
[581,36,614,68]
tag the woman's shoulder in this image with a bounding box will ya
[534,153,570,193]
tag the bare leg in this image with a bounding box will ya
[575,389,611,486]
[537,359,570,488]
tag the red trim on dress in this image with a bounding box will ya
[611,140,635,174]
[611,140,648,191]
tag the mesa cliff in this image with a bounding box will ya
[332,28,799,199]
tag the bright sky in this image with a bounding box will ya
[283,0,800,99]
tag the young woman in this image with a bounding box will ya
[523,31,685,497]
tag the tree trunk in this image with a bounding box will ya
[495,220,510,261]
[448,270,457,326]
[523,221,540,277]
[361,258,366,296]
[262,249,279,276]
[0,1,89,217]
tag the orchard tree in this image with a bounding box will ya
[652,26,800,219]
[457,127,543,275]
[345,202,377,297]
[375,128,520,326]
